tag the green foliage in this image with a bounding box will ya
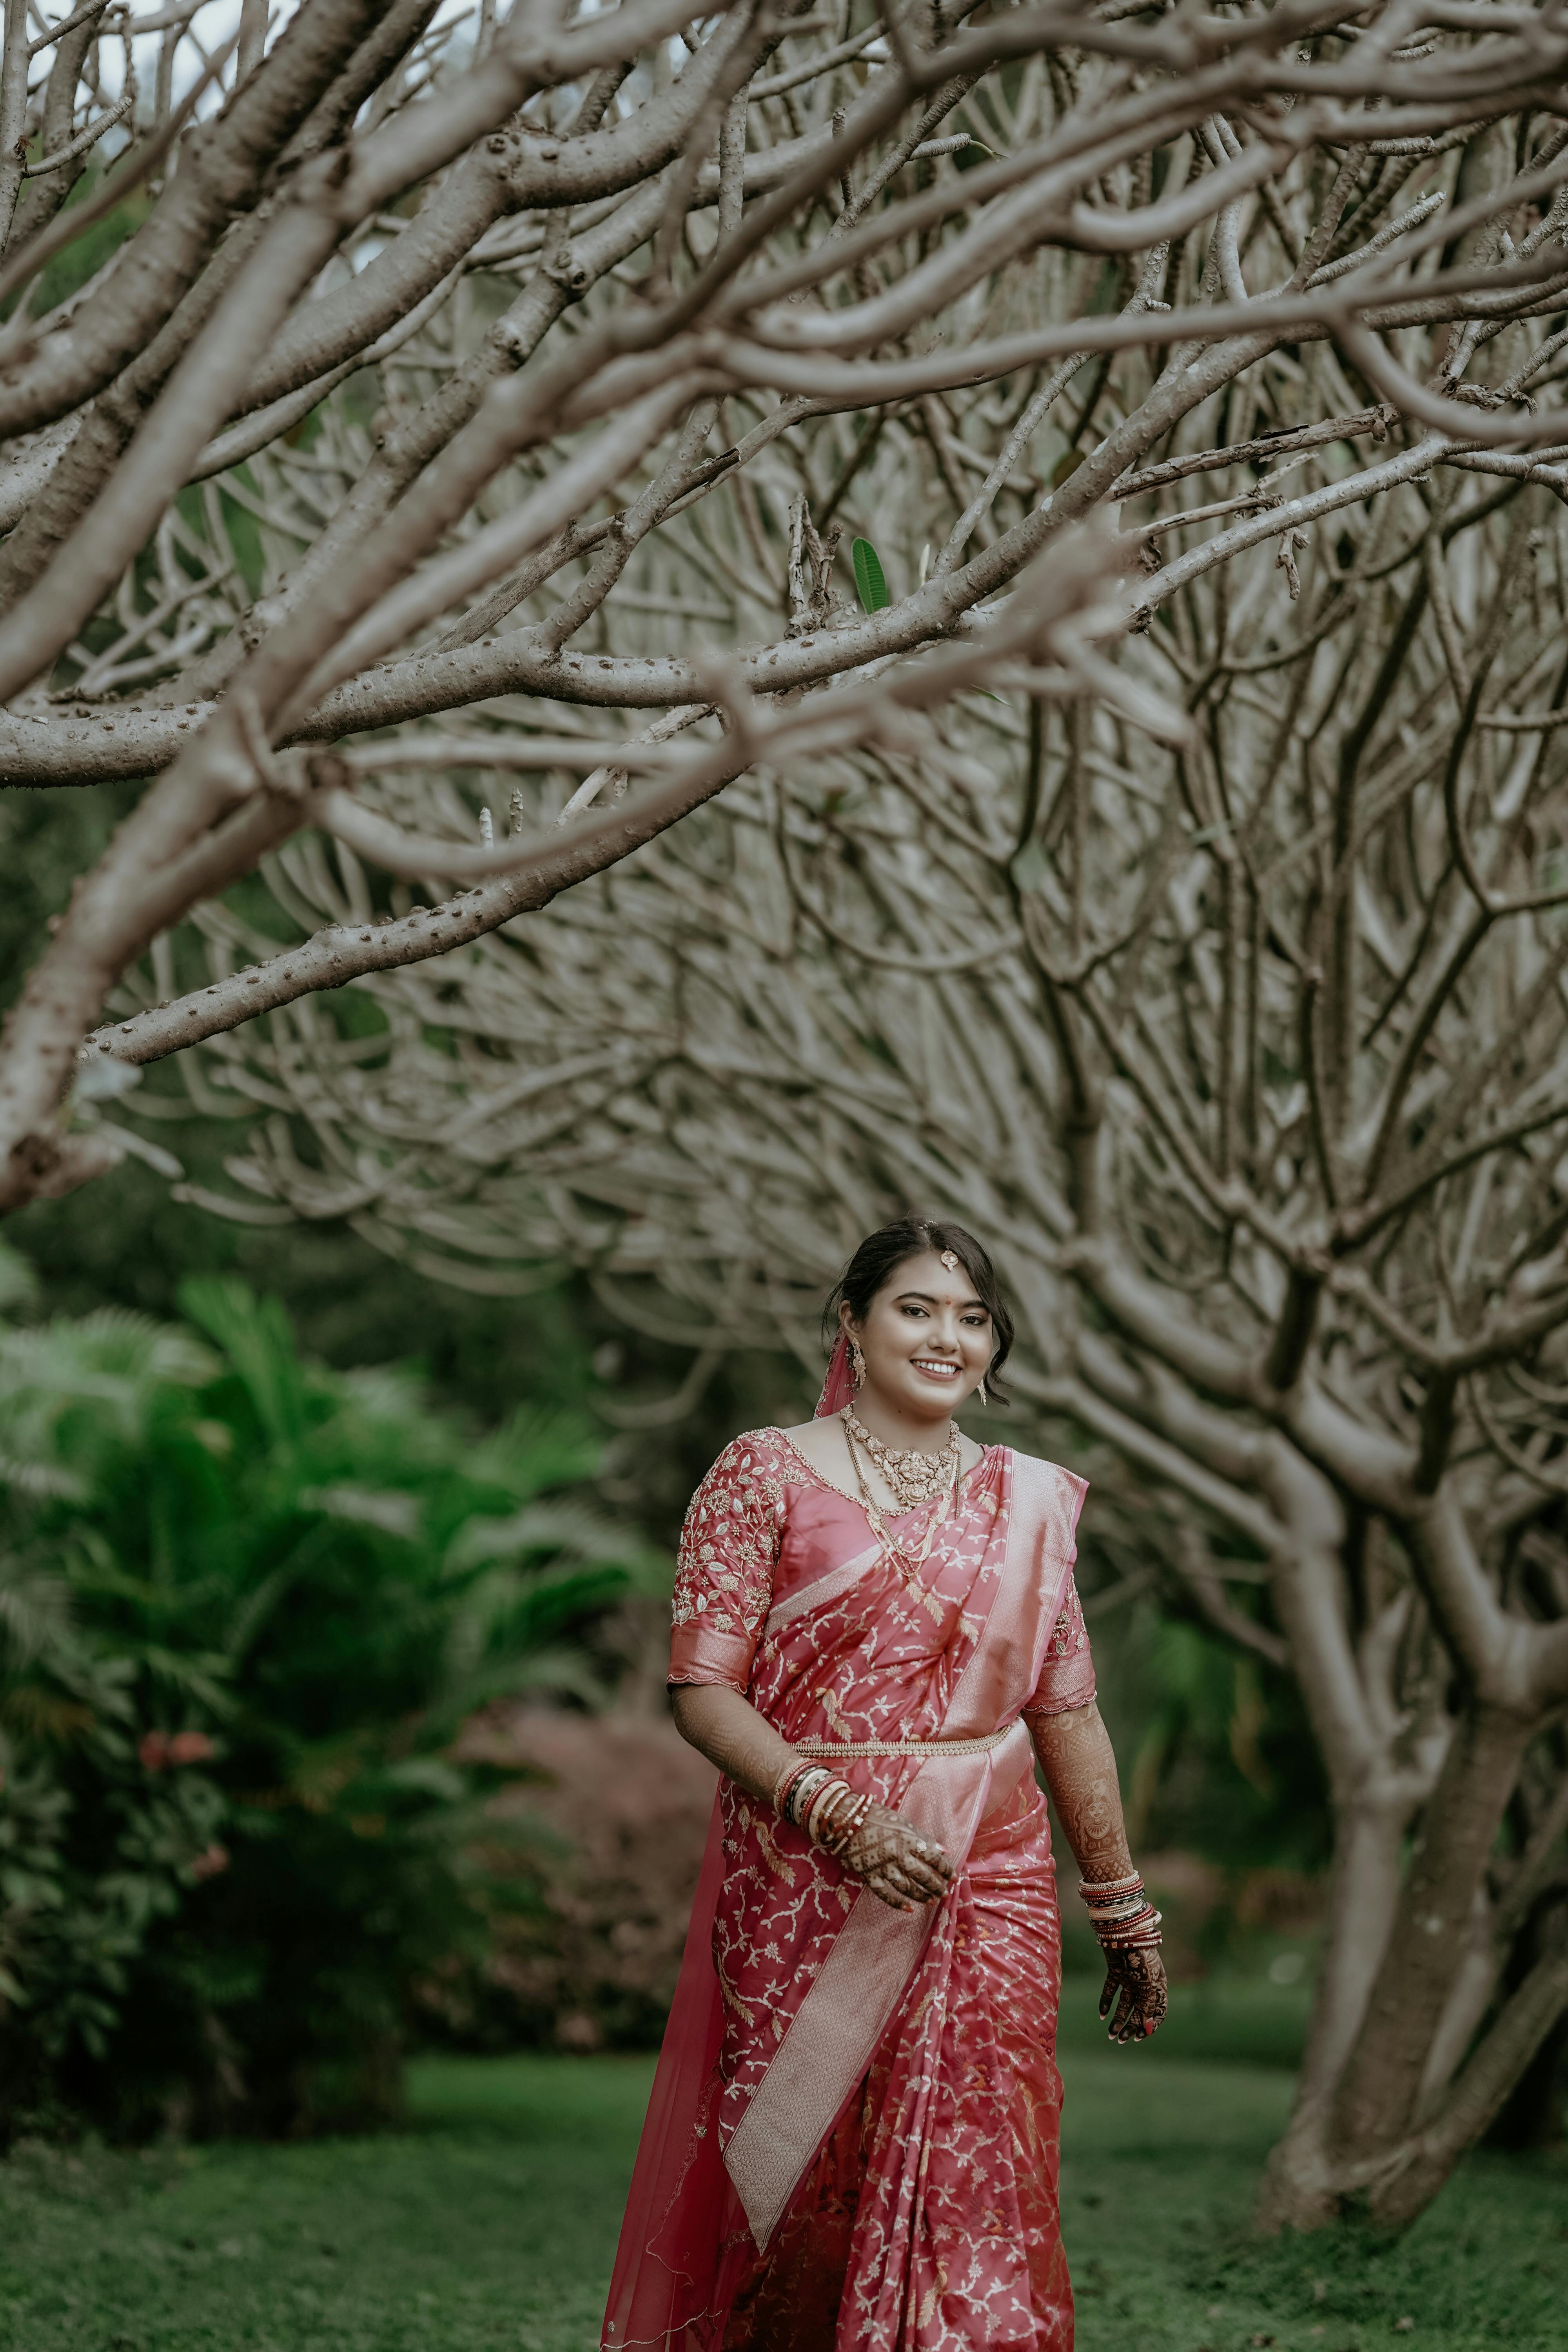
[0,1268,661,2141]
[851,537,890,612]
[1093,1598,1330,1882]
[6,167,152,321]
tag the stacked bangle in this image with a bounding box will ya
[1080,1873,1163,1951]
[800,1775,871,1858]
[771,1758,876,1861]
[774,1760,835,1827]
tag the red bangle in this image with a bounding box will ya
[818,1788,872,1858]
[774,1759,818,1820]
[803,1776,854,1846]
[1079,1872,1143,1902]
[1094,1906,1163,1948]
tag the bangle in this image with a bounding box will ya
[809,1783,859,1847]
[803,1779,872,1859]
[1094,1904,1163,1949]
[818,1789,873,1860]
[802,1775,854,1845]
[1079,1872,1143,1906]
[775,1761,833,1826]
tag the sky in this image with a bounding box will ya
[70,1,482,115]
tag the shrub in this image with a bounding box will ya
[0,1262,660,2139]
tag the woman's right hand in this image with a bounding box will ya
[839,1801,955,1911]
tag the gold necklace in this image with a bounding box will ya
[842,1407,960,1508]
[843,1425,957,1621]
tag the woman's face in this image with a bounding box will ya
[841,1249,993,1422]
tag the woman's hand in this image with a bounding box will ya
[840,1801,955,1911]
[1099,1944,1168,2043]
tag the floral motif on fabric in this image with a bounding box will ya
[1023,1571,1097,1720]
[710,1449,1017,2142]
[724,1768,1072,2352]
[624,1435,1088,2352]
[670,1434,789,1650]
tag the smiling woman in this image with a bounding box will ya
[603,1217,1167,2352]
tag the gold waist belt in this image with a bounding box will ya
[794,1723,1017,1760]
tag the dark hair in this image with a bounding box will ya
[826,1216,1015,1406]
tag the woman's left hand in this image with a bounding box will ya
[1099,1944,1168,2043]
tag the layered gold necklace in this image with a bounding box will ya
[842,1407,960,1508]
[841,1411,961,1618]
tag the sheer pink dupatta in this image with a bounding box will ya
[601,1343,855,2349]
[814,1332,855,1419]
[602,1804,740,2350]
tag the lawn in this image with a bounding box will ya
[0,1988,1563,2352]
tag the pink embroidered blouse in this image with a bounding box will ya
[668,1428,1096,1720]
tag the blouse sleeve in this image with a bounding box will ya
[1022,1572,1097,1719]
[668,1436,786,1693]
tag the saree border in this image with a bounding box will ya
[764,1537,883,1637]
[719,1743,988,2247]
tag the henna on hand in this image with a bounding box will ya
[1030,1701,1167,2040]
[1099,1944,1168,2043]
[1028,1701,1129,1880]
[841,1800,954,1912]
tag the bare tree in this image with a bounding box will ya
[144,381,1568,2229]
[15,0,1568,1209]
[15,0,1568,2229]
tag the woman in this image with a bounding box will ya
[604,1217,1166,2352]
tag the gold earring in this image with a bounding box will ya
[849,1338,867,1388]
[978,1372,989,1405]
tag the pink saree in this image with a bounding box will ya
[603,1428,1095,2352]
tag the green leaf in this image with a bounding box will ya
[852,538,890,613]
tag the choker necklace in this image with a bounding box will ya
[842,1407,960,1509]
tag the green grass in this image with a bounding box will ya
[1056,2051,1568,2352]
[0,2019,1563,2352]
[0,2056,641,2352]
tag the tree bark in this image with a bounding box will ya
[1330,1704,1535,2169]
[1258,1791,1412,2230]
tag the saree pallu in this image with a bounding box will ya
[604,1434,1095,2352]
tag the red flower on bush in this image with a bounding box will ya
[139,1729,214,1771]
[189,1845,230,1882]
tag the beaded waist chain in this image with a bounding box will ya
[794,1724,1017,1760]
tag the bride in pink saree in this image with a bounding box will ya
[604,1218,1167,2352]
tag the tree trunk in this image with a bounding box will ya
[1488,2014,1567,2150]
[1256,1789,1411,2230]
[1330,1706,1534,2174]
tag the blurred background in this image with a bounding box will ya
[2,0,1566,2341]
[1,779,1341,2142]
[5,767,1564,2352]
